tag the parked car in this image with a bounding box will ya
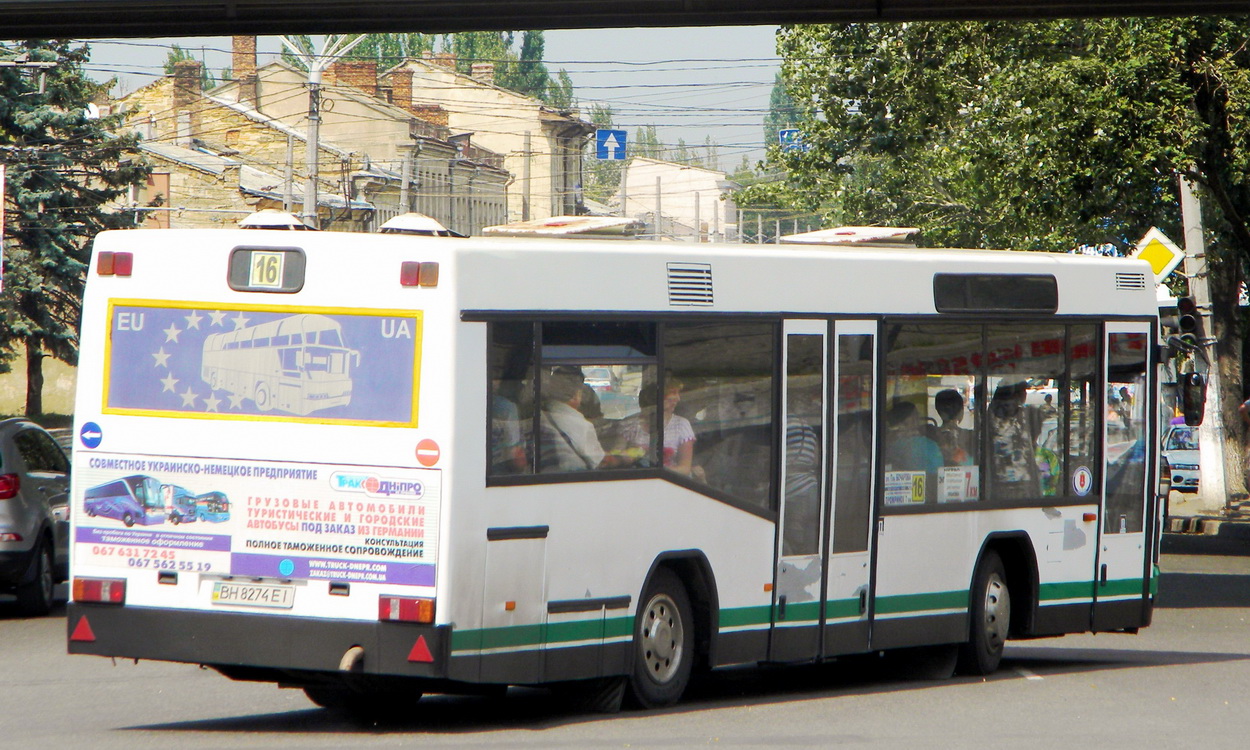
[0,419,70,615]
[1162,423,1200,493]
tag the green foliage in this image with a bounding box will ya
[354,33,436,71]
[163,44,218,89]
[763,71,804,144]
[584,103,622,201]
[758,19,1250,253]
[1,40,150,407]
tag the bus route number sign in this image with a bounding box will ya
[227,246,307,294]
[249,250,285,289]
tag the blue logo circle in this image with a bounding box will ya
[80,422,103,449]
[279,559,295,577]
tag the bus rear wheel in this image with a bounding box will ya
[626,568,693,709]
[957,550,1010,675]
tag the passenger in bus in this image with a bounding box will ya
[539,366,607,472]
[783,383,822,555]
[491,379,528,474]
[622,379,697,475]
[933,389,974,466]
[989,377,1041,500]
[884,400,944,501]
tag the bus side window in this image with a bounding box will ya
[665,322,775,511]
[489,322,535,476]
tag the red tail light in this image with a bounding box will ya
[379,595,435,623]
[0,473,19,500]
[97,251,133,276]
[399,261,439,287]
[73,577,127,604]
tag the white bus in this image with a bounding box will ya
[68,223,1179,717]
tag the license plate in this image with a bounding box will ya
[211,581,295,609]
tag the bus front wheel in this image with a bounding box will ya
[122,513,135,528]
[957,550,1010,675]
[627,568,693,709]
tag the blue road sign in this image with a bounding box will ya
[779,128,809,152]
[596,129,627,161]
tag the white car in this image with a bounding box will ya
[1162,424,1199,493]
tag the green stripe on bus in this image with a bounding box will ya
[1099,577,1146,598]
[718,604,773,628]
[1039,580,1095,601]
[450,615,637,653]
[874,590,967,615]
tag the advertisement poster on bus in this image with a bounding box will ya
[103,301,422,426]
[74,453,440,586]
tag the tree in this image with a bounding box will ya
[1,40,150,415]
[759,17,1250,495]
[163,44,218,89]
[763,71,802,146]
[354,33,436,71]
[584,103,622,202]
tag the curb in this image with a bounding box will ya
[1165,515,1250,540]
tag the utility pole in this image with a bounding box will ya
[1179,175,1228,513]
[279,35,366,230]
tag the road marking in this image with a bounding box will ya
[1015,667,1043,681]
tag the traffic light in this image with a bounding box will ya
[1179,371,1206,426]
[1176,296,1203,342]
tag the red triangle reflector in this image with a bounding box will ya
[70,616,96,642]
[407,635,433,663]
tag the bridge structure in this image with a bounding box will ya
[0,0,1245,38]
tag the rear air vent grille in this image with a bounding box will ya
[1115,272,1149,290]
[667,262,714,306]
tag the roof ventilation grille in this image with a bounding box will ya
[667,262,714,307]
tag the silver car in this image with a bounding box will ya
[0,419,70,616]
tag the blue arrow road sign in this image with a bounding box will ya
[596,129,627,161]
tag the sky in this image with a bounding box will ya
[78,26,781,169]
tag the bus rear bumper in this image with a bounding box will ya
[67,603,451,680]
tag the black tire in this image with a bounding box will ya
[170,514,181,525]
[15,542,55,617]
[957,550,1010,675]
[626,567,694,709]
[122,512,135,528]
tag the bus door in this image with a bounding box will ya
[823,321,876,655]
[770,321,828,662]
[1094,323,1152,630]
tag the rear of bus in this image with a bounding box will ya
[67,228,458,698]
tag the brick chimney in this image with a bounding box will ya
[409,104,449,128]
[470,62,495,85]
[329,60,378,97]
[431,52,457,70]
[232,35,258,107]
[171,60,201,143]
[390,69,413,109]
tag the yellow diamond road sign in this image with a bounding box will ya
[1132,227,1185,283]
